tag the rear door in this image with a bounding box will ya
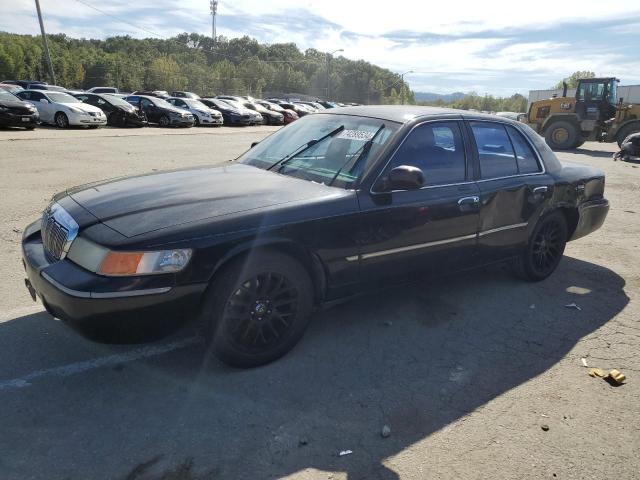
[356,119,481,283]
[467,120,553,261]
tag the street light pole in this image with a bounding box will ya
[34,0,56,84]
[326,49,344,100]
[400,70,413,105]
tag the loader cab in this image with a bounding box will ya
[575,77,618,121]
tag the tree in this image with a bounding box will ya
[554,71,596,89]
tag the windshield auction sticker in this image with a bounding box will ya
[337,129,375,141]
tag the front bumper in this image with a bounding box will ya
[198,116,224,126]
[22,222,206,334]
[68,112,107,126]
[0,111,39,127]
[570,198,610,241]
[169,116,195,127]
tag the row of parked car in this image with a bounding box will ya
[0,80,349,130]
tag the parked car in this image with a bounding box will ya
[124,95,194,127]
[131,90,170,99]
[298,101,325,111]
[73,92,147,127]
[2,80,46,89]
[170,91,200,99]
[0,89,39,129]
[27,84,68,92]
[317,101,338,109]
[277,101,310,117]
[200,98,253,126]
[216,97,263,124]
[241,100,284,125]
[21,106,609,368]
[87,87,120,94]
[294,102,318,114]
[256,100,298,124]
[16,90,106,128]
[166,97,223,126]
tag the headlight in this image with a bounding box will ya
[68,237,192,276]
[69,107,88,114]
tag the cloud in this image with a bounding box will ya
[1,0,639,95]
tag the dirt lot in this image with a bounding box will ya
[0,126,638,480]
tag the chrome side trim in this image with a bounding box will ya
[346,222,529,261]
[41,272,171,299]
[478,222,528,237]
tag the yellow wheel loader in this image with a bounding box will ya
[522,77,640,150]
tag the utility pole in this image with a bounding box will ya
[210,0,218,45]
[326,49,343,100]
[34,0,56,84]
[400,70,413,105]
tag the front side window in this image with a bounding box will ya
[389,121,467,186]
[239,114,399,188]
[470,122,518,179]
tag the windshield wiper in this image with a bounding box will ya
[328,124,385,186]
[266,125,345,172]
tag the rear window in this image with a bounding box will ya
[506,126,541,174]
[470,122,518,179]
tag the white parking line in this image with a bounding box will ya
[0,336,202,391]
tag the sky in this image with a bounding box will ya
[1,0,639,96]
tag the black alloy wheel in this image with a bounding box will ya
[514,211,568,281]
[158,115,170,127]
[203,251,313,367]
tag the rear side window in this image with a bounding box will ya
[390,121,466,186]
[506,126,541,174]
[470,122,518,179]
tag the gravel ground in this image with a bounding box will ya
[0,126,638,480]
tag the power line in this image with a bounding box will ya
[72,0,165,38]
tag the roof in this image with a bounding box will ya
[320,105,514,125]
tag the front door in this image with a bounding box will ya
[467,120,554,261]
[356,120,480,284]
[140,98,159,122]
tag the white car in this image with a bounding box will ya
[16,90,107,128]
[166,97,223,126]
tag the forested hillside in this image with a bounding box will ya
[0,32,414,104]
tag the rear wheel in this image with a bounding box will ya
[545,120,579,150]
[55,112,69,129]
[202,251,314,368]
[616,124,640,148]
[158,115,170,127]
[513,211,568,281]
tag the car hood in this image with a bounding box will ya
[59,102,103,113]
[0,97,31,108]
[67,163,346,237]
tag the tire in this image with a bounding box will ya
[55,112,69,129]
[544,120,579,150]
[616,124,640,148]
[513,211,568,282]
[158,115,170,127]
[202,250,314,368]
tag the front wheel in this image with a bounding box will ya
[202,251,314,368]
[55,112,69,129]
[545,121,579,150]
[158,115,170,127]
[514,211,568,281]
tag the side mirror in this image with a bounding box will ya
[40,99,49,104]
[382,165,424,191]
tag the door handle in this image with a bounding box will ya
[533,186,548,195]
[458,196,480,211]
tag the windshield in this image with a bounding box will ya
[608,79,618,105]
[0,90,18,101]
[222,99,244,110]
[47,92,80,103]
[184,99,209,110]
[151,97,175,109]
[238,114,399,188]
[104,95,133,108]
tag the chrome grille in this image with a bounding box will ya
[41,203,79,262]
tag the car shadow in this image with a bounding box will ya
[0,256,628,480]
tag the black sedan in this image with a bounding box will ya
[22,106,609,367]
[0,89,39,129]
[200,98,253,126]
[124,95,194,127]
[74,93,147,127]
